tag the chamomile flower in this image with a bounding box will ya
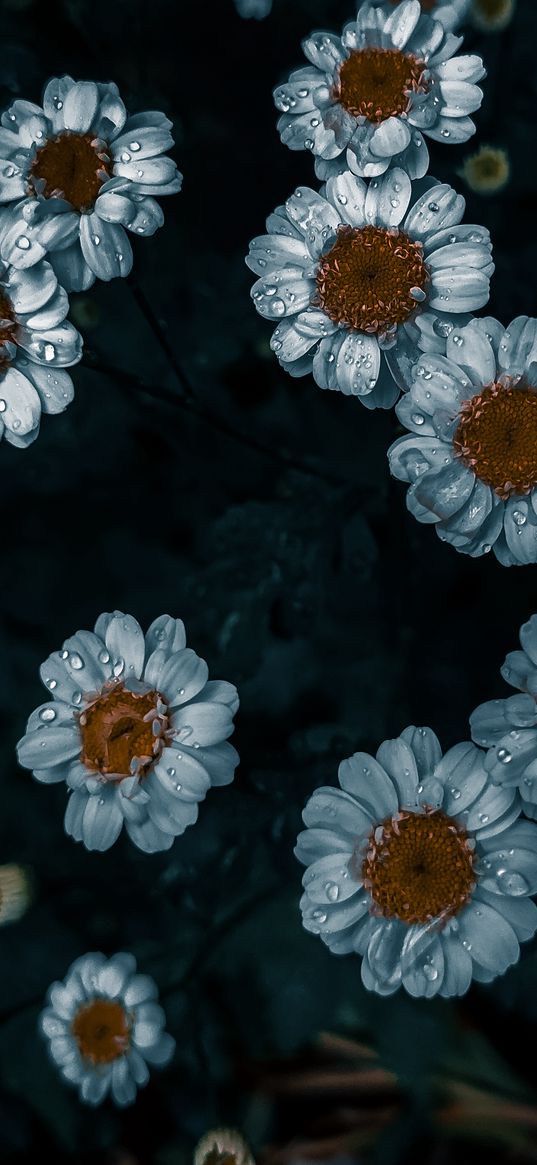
[471,614,537,820]
[296,726,537,997]
[17,611,239,854]
[0,210,82,447]
[274,0,485,181]
[246,168,492,407]
[0,77,182,291]
[40,951,174,1106]
[388,315,537,564]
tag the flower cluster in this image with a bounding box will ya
[6,0,537,1127]
[0,77,182,446]
[246,0,537,567]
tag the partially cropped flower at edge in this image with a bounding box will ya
[371,0,472,33]
[0,77,182,291]
[458,144,510,195]
[0,210,82,448]
[40,951,174,1106]
[17,611,240,854]
[194,1129,255,1165]
[470,0,515,33]
[0,863,33,925]
[471,614,537,820]
[247,168,493,408]
[274,0,485,182]
[389,315,537,564]
[296,725,537,997]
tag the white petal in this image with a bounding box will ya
[79,214,133,281]
[158,647,209,706]
[339,753,399,819]
[458,899,519,973]
[364,167,411,227]
[81,788,124,851]
[104,612,145,678]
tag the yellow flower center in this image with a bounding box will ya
[79,683,168,779]
[362,809,476,924]
[29,131,112,212]
[0,287,17,373]
[72,999,130,1064]
[453,382,537,499]
[335,47,429,124]
[315,225,428,334]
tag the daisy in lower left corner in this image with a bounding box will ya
[17,610,239,854]
[296,726,537,997]
[40,951,174,1106]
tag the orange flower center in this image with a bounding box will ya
[453,382,537,499]
[72,999,130,1065]
[362,809,476,924]
[79,682,168,779]
[315,225,428,334]
[335,48,428,124]
[29,131,112,212]
[0,287,17,373]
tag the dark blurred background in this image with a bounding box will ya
[1,0,537,1161]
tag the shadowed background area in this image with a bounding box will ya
[1,0,537,1161]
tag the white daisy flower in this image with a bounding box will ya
[273,0,485,182]
[296,726,537,997]
[388,315,537,565]
[17,611,239,854]
[371,0,471,33]
[0,77,182,291]
[246,168,492,408]
[471,614,537,821]
[39,951,175,1107]
[0,211,82,448]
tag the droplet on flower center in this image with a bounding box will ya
[453,381,537,499]
[335,47,429,124]
[28,132,112,212]
[315,224,428,334]
[362,809,476,924]
[72,999,130,1064]
[0,287,18,373]
[79,682,168,778]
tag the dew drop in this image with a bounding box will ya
[496,869,529,896]
[70,653,84,670]
[497,748,512,764]
[325,881,340,902]
[39,707,56,722]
